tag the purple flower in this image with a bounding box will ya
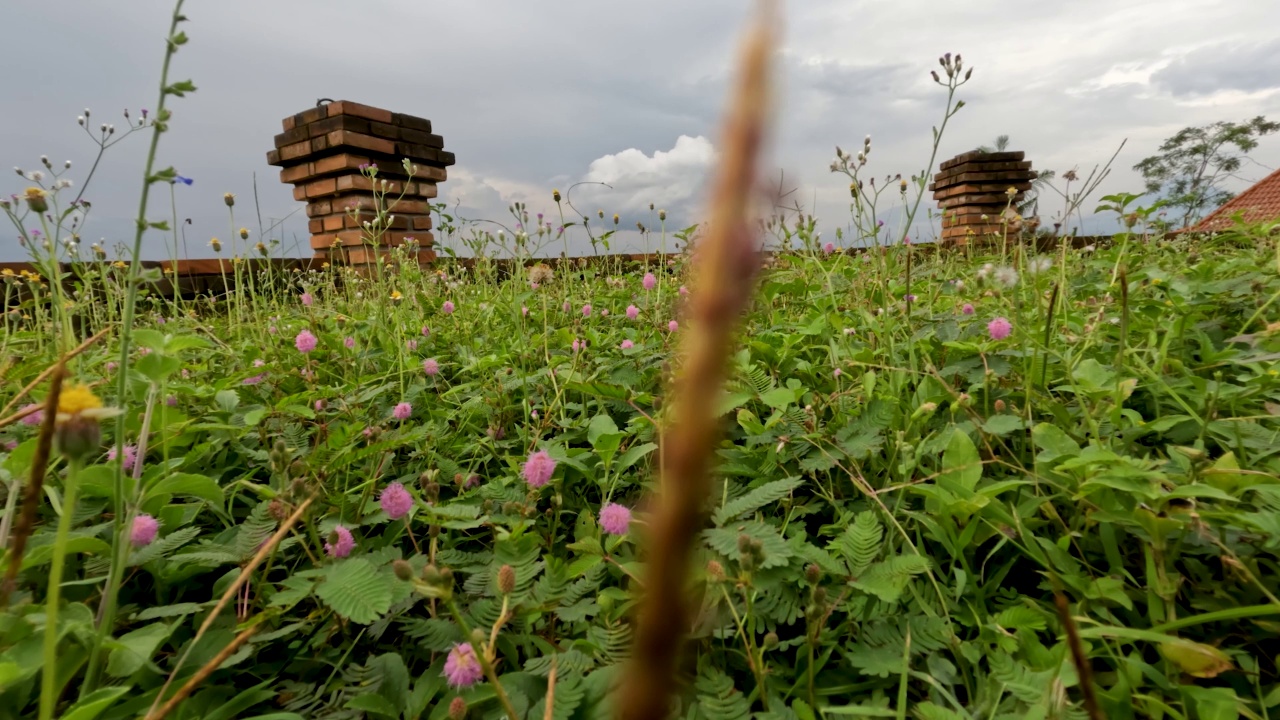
[19,403,43,426]
[165,394,177,407]
[582,304,592,317]
[442,300,455,315]
[175,175,193,186]
[642,272,657,290]
[424,358,440,376]
[301,292,314,307]
[380,482,414,520]
[668,320,679,332]
[108,444,139,472]
[987,317,1012,340]
[626,304,639,319]
[563,301,571,313]
[106,361,117,373]
[406,339,418,351]
[522,306,529,317]
[443,643,484,688]
[344,336,355,349]
[130,514,159,547]
[906,294,918,302]
[962,303,975,315]
[314,399,325,412]
[834,368,842,377]
[678,285,688,296]
[421,325,431,337]
[254,358,266,367]
[621,339,634,349]
[243,372,267,386]
[599,503,632,535]
[393,402,412,420]
[523,449,556,488]
[325,525,355,558]
[295,330,318,353]
[823,242,835,254]
[571,339,583,353]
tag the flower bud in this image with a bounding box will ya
[239,227,249,240]
[706,560,725,582]
[223,192,236,207]
[804,563,821,584]
[497,564,516,595]
[763,632,780,649]
[392,559,414,581]
[448,697,467,720]
[23,187,49,213]
[552,189,561,202]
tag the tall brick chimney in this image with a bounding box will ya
[267,100,454,267]
[930,150,1036,244]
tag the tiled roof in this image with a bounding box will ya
[1189,166,1280,232]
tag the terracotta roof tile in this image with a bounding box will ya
[1189,166,1280,232]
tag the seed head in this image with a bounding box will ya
[223,192,236,207]
[497,564,517,595]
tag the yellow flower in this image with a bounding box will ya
[239,227,249,240]
[1,268,14,277]
[390,289,403,301]
[24,187,49,213]
[209,237,222,252]
[56,383,103,421]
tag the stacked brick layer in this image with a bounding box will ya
[267,100,455,266]
[929,151,1035,244]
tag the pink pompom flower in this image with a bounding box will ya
[442,300,455,315]
[130,514,159,547]
[325,525,355,558]
[108,444,139,472]
[582,304,592,317]
[424,358,440,376]
[642,272,657,290]
[301,292,314,307]
[668,320,679,332]
[987,317,1012,340]
[962,303,975,315]
[443,643,484,688]
[599,502,632,535]
[523,449,557,488]
[295,330,318,353]
[19,403,43,426]
[393,402,412,420]
[380,482,414,520]
[626,304,639,319]
[344,336,355,349]
[620,339,634,350]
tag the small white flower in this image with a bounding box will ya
[993,266,1019,288]
[1028,256,1052,275]
[27,170,44,182]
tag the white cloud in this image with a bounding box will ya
[579,135,717,215]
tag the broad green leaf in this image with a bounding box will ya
[58,686,132,720]
[315,559,393,624]
[760,387,797,410]
[615,442,657,474]
[107,622,171,677]
[1159,638,1233,678]
[22,537,112,570]
[145,472,222,505]
[215,389,240,413]
[345,693,399,718]
[939,427,981,492]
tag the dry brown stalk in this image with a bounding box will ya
[0,327,110,421]
[144,621,261,720]
[0,363,66,607]
[1053,591,1103,720]
[145,494,317,719]
[615,3,776,718]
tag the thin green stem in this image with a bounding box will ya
[40,459,82,720]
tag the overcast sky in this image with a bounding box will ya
[4,0,1280,262]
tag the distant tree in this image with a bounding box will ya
[973,134,1054,217]
[1133,116,1280,227]
[975,134,1010,154]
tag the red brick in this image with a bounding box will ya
[940,150,1025,171]
[327,129,397,156]
[308,212,431,233]
[933,182,1032,201]
[333,246,436,265]
[300,177,338,200]
[929,170,1037,191]
[309,230,425,249]
[938,195,1021,209]
[326,100,394,124]
[392,112,432,133]
[282,115,297,131]
[278,140,312,163]
[266,149,282,166]
[398,128,444,148]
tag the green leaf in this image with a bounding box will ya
[107,622,171,677]
[58,687,132,720]
[831,512,883,576]
[713,477,803,526]
[615,442,657,474]
[315,559,393,624]
[132,329,167,352]
[1032,422,1079,460]
[702,521,792,569]
[215,389,240,413]
[981,414,1024,436]
[164,335,210,353]
[760,387,798,410]
[345,693,400,718]
[22,537,112,570]
[939,427,981,492]
[145,473,223,505]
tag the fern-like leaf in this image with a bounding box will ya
[830,511,883,576]
[713,476,804,526]
[314,558,393,624]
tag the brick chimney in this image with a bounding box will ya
[267,100,454,267]
[930,150,1036,244]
